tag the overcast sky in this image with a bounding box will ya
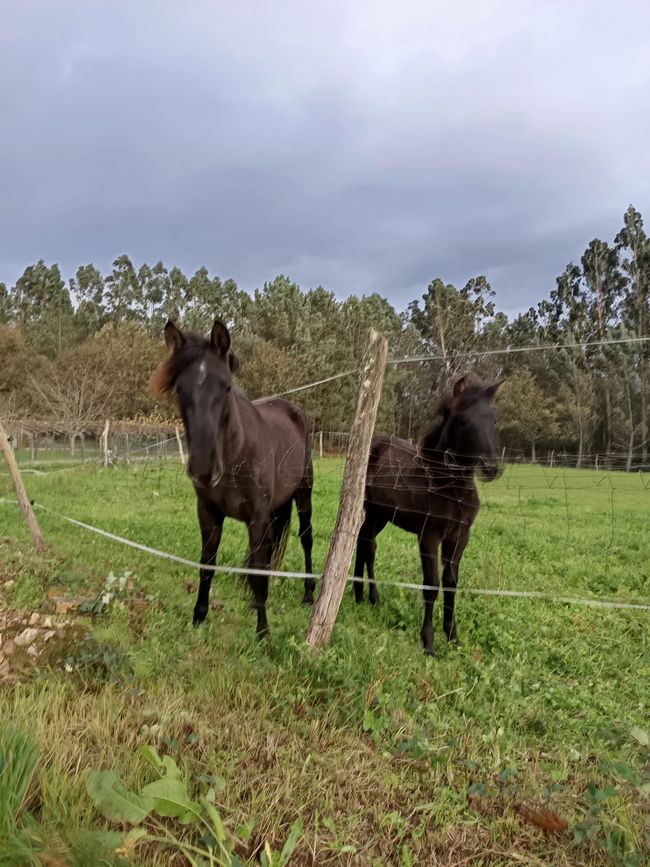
[1,1,649,315]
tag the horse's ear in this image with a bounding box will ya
[164,320,184,350]
[452,377,466,396]
[228,352,240,374]
[210,320,231,358]
[485,380,505,400]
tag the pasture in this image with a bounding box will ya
[1,458,648,865]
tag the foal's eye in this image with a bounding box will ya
[225,385,232,393]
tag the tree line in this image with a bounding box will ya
[0,205,648,467]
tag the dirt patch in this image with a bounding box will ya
[0,609,87,685]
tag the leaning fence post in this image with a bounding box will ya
[0,419,45,551]
[175,425,186,465]
[306,328,388,650]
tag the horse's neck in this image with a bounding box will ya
[222,391,247,465]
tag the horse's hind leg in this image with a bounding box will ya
[294,476,315,605]
[441,535,468,644]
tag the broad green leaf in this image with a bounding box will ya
[86,769,152,824]
[139,745,163,776]
[161,755,182,779]
[630,726,649,747]
[141,777,201,824]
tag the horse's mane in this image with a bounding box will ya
[418,379,487,453]
[149,332,211,395]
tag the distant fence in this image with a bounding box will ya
[3,419,650,473]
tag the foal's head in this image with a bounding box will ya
[435,377,503,480]
[150,320,240,488]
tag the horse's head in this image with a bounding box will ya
[150,319,240,489]
[437,377,503,480]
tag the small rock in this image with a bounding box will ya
[0,659,9,677]
[5,580,14,589]
[27,645,38,658]
[28,612,40,626]
[3,640,15,656]
[43,630,55,642]
[14,628,39,647]
[42,616,53,628]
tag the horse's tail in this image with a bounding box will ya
[270,497,292,570]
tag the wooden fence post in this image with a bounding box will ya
[319,430,323,460]
[101,419,110,467]
[28,432,35,465]
[175,425,186,465]
[306,329,388,649]
[0,419,45,551]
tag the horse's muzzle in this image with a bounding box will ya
[479,459,502,481]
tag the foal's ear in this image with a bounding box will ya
[164,320,185,350]
[485,380,505,400]
[452,377,466,396]
[210,320,231,358]
[228,352,240,374]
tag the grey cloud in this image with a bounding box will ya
[1,0,649,313]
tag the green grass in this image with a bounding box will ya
[0,459,648,865]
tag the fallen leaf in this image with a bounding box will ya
[630,726,649,747]
[183,581,196,594]
[518,805,568,833]
[209,599,225,611]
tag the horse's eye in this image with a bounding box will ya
[226,385,232,393]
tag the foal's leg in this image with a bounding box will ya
[193,499,224,626]
[353,512,374,604]
[294,483,315,605]
[366,516,387,605]
[441,535,468,644]
[247,518,273,637]
[419,532,440,656]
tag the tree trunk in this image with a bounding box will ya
[306,329,388,649]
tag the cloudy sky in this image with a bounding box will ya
[1,0,649,315]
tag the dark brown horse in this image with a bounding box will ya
[150,320,314,637]
[353,377,502,655]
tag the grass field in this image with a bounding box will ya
[0,458,648,865]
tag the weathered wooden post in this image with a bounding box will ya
[319,430,323,460]
[0,419,45,551]
[101,419,110,467]
[306,329,388,649]
[175,425,186,465]
[28,432,35,465]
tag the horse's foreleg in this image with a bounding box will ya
[441,536,467,644]
[193,500,223,626]
[294,484,315,605]
[419,534,440,656]
[247,519,273,637]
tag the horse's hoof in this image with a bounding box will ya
[301,595,314,607]
[423,646,435,657]
[193,608,207,627]
[369,595,380,606]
